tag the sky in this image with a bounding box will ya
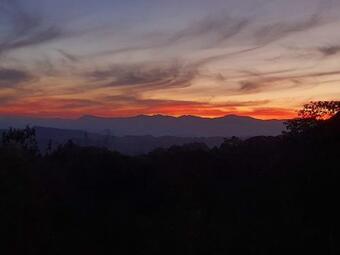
[0,0,340,119]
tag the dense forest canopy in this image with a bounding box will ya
[1,101,339,254]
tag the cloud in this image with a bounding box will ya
[88,46,263,92]
[0,94,18,105]
[0,97,103,117]
[236,69,340,93]
[85,40,340,94]
[92,6,334,69]
[239,81,261,92]
[0,0,68,55]
[318,45,340,56]
[93,95,273,117]
[93,14,251,58]
[53,99,103,109]
[0,68,34,87]
[254,14,327,45]
[96,12,330,71]
[103,95,200,107]
[88,62,197,90]
[103,94,269,107]
[57,49,79,62]
[162,14,250,47]
[193,46,263,68]
[253,0,336,47]
[216,100,271,107]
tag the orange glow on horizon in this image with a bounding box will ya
[0,99,298,120]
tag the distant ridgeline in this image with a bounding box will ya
[0,114,285,155]
[0,114,285,137]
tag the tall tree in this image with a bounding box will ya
[285,101,340,135]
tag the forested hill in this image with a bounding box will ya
[0,112,339,254]
[1,126,225,155]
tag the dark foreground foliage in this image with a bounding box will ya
[1,114,339,254]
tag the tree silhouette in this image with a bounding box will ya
[285,101,340,135]
[1,126,38,154]
[298,101,340,120]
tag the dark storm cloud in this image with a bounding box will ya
[0,68,34,87]
[0,0,69,55]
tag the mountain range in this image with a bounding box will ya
[0,114,285,137]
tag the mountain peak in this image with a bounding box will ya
[219,114,256,120]
[178,115,202,119]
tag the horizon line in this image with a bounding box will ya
[0,113,293,121]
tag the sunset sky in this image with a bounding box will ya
[0,0,340,119]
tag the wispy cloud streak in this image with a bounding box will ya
[0,0,70,55]
[88,62,197,90]
[0,68,34,87]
